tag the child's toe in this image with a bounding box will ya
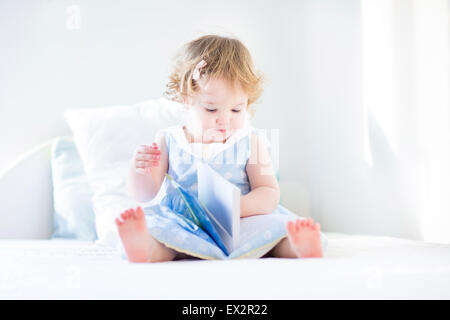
[136,206,144,219]
[287,221,296,234]
[296,219,302,231]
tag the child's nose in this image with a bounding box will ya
[216,113,231,126]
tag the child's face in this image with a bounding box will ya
[186,77,248,143]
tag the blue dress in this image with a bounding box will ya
[123,124,328,260]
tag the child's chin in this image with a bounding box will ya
[204,129,235,142]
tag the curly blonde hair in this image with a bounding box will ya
[164,35,263,115]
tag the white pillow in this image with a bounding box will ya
[64,97,185,247]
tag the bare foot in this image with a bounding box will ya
[286,218,323,258]
[115,206,152,262]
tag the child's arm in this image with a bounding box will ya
[241,133,280,217]
[127,132,169,202]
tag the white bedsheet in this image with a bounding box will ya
[1,232,450,299]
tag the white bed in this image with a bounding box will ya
[1,233,450,299]
[1,136,450,300]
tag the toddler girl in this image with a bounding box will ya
[115,35,327,262]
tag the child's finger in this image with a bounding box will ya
[136,159,160,167]
[142,142,159,152]
[150,143,160,153]
[137,144,160,154]
[138,166,155,174]
[137,145,150,153]
[135,168,147,174]
[135,161,148,168]
[136,161,159,169]
[136,149,160,157]
[148,148,161,155]
[136,154,160,161]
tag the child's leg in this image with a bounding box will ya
[115,206,178,263]
[268,218,323,258]
[268,237,298,258]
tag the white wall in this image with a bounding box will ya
[0,0,422,239]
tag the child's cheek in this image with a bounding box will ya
[233,114,246,129]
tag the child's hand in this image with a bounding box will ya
[133,142,161,174]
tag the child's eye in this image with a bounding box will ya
[204,107,241,113]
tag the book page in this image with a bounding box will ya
[197,161,240,253]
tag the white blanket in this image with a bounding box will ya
[1,232,450,299]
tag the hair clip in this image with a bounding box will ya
[192,59,207,81]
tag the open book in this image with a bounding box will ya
[164,162,241,256]
[197,162,240,254]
